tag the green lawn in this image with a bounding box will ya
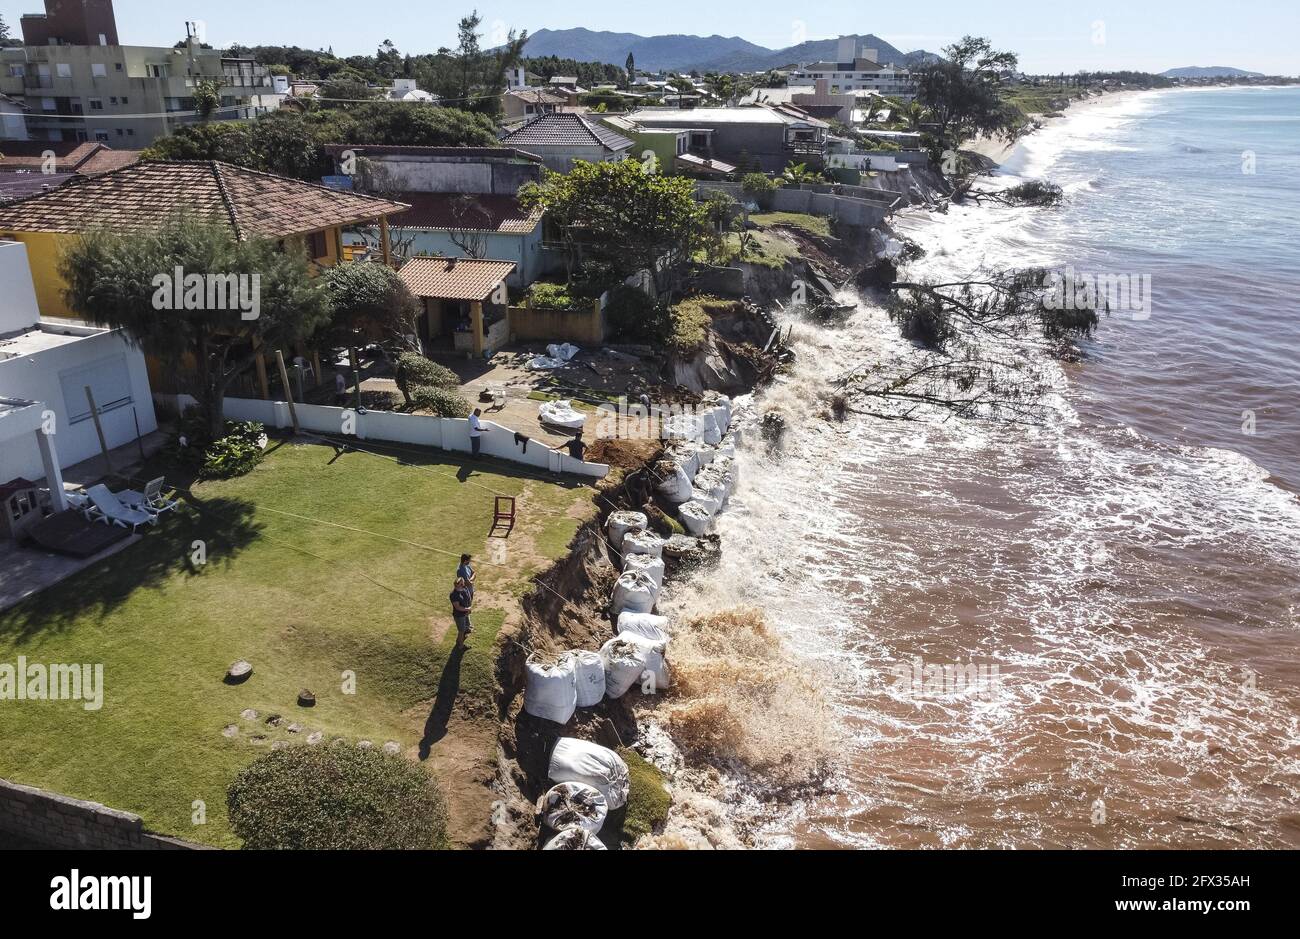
[750,211,834,239]
[0,439,594,848]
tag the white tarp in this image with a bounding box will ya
[549,738,631,809]
[524,653,577,725]
[526,343,582,371]
[573,650,607,708]
[538,400,587,430]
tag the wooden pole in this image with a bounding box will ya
[274,350,300,435]
[85,386,113,476]
[379,216,393,267]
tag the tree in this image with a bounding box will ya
[59,216,332,437]
[192,78,224,123]
[320,262,422,354]
[915,36,1022,148]
[519,159,708,294]
[626,52,636,90]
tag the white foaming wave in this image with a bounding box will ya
[1005,90,1167,179]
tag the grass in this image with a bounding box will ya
[618,750,672,844]
[0,439,595,848]
[669,294,740,353]
[750,211,834,239]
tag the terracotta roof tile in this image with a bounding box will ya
[0,161,410,239]
[501,113,633,152]
[398,257,515,301]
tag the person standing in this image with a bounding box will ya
[334,371,348,406]
[470,409,490,458]
[457,554,476,599]
[450,577,474,649]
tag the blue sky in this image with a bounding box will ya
[2,0,1296,74]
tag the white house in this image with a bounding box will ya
[0,240,156,491]
[793,38,917,100]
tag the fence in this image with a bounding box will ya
[0,778,205,850]
[507,299,607,345]
[221,398,609,479]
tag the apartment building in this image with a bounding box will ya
[0,0,276,145]
[792,37,917,100]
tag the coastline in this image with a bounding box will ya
[965,88,1153,168]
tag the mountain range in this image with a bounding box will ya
[517,28,940,73]
[1160,66,1265,79]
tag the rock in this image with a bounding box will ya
[286,723,303,734]
[240,709,259,722]
[249,735,268,746]
[330,737,348,747]
[298,690,317,708]
[307,732,324,745]
[760,412,787,449]
[271,741,289,750]
[222,725,239,739]
[383,742,401,756]
[358,740,374,750]
[225,661,253,685]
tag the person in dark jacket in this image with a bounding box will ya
[450,578,474,649]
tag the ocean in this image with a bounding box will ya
[666,86,1300,849]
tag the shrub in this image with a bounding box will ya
[668,295,737,354]
[529,282,581,311]
[169,418,267,480]
[605,284,668,345]
[394,352,459,403]
[410,385,472,418]
[619,750,672,844]
[740,172,778,195]
[227,744,448,850]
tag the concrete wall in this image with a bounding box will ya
[222,398,609,479]
[528,145,626,174]
[0,327,158,483]
[769,187,890,228]
[364,157,540,196]
[0,241,41,334]
[0,778,204,850]
[507,301,607,345]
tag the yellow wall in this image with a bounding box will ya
[5,225,347,321]
[507,300,608,345]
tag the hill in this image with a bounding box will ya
[1160,66,1265,79]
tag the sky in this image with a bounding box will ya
[2,0,1297,75]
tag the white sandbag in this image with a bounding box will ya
[711,441,736,460]
[662,413,705,442]
[606,511,648,551]
[693,468,729,505]
[616,630,670,691]
[715,396,733,432]
[689,488,721,516]
[549,737,631,809]
[538,781,608,834]
[572,650,606,708]
[611,569,659,617]
[543,829,607,850]
[524,654,578,725]
[666,444,701,481]
[655,460,694,503]
[623,552,665,589]
[700,410,723,446]
[538,399,587,430]
[600,635,651,700]
[678,501,713,536]
[617,612,670,643]
[622,529,665,560]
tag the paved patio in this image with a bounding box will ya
[0,534,140,615]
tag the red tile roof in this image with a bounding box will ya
[391,193,542,234]
[0,141,140,175]
[398,257,516,301]
[0,161,410,239]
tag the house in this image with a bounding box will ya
[500,113,634,173]
[1,0,276,146]
[791,37,916,100]
[388,78,437,103]
[627,105,828,173]
[0,141,142,204]
[598,115,736,177]
[0,159,410,318]
[321,145,552,287]
[503,87,566,122]
[398,257,515,358]
[0,93,29,141]
[0,240,156,496]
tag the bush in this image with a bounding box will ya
[410,385,472,418]
[227,744,448,850]
[740,173,778,195]
[619,750,672,844]
[605,284,668,345]
[394,352,459,403]
[668,295,737,354]
[169,417,267,480]
[529,282,581,311]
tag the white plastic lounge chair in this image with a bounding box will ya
[85,485,158,533]
[65,490,96,520]
[119,478,180,517]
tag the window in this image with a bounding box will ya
[115,63,123,71]
[60,355,134,424]
[7,65,24,77]
[307,231,328,258]
[56,63,72,78]
[92,63,107,78]
[89,98,104,110]
[121,96,129,105]
[127,129,135,136]
[95,130,109,141]
[99,33,108,46]
[116,129,123,136]
[109,96,117,105]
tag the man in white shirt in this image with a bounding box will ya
[469,409,489,457]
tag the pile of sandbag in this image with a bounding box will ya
[606,511,648,551]
[549,738,630,809]
[623,552,665,588]
[599,630,670,698]
[655,459,695,504]
[524,653,577,725]
[611,569,658,617]
[622,529,664,559]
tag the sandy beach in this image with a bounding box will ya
[964,88,1150,166]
